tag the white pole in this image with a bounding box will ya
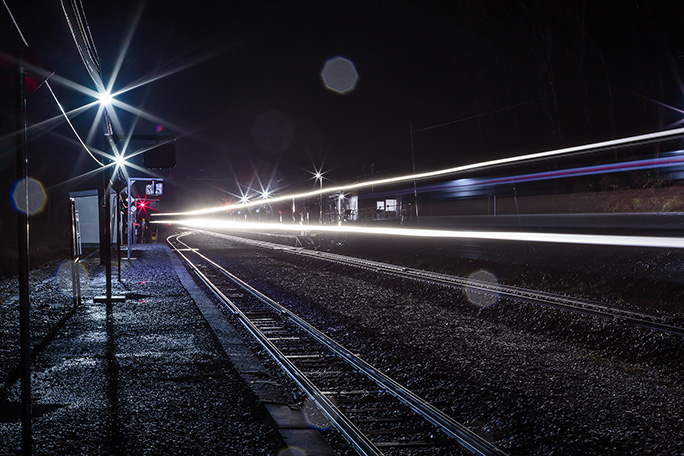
[127,178,132,259]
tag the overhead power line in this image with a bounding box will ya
[2,0,105,168]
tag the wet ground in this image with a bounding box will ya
[0,244,281,455]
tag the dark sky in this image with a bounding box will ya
[2,0,684,215]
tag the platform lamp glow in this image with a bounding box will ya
[97,90,113,106]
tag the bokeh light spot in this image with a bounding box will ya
[465,270,501,308]
[251,110,294,153]
[301,397,332,431]
[320,56,358,94]
[54,261,91,297]
[11,177,47,215]
[155,124,164,133]
[278,448,306,456]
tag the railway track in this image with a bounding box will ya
[168,232,508,456]
[197,230,684,338]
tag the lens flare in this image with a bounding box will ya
[465,270,501,308]
[277,447,306,456]
[11,177,47,215]
[252,110,294,153]
[54,260,91,297]
[321,56,359,94]
[301,397,333,431]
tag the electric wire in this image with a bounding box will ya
[60,0,113,136]
[45,82,105,167]
[3,0,105,168]
[2,0,28,46]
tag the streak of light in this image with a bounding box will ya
[359,152,684,199]
[0,1,106,168]
[106,1,144,96]
[465,153,684,186]
[152,218,684,249]
[156,126,684,217]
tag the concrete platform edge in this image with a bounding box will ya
[166,246,335,455]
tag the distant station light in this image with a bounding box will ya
[321,56,359,94]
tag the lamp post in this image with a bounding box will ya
[315,172,323,224]
[15,51,32,456]
[94,134,125,305]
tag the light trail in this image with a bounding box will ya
[153,218,684,249]
[155,126,684,217]
[364,151,684,199]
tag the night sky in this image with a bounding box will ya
[2,1,684,227]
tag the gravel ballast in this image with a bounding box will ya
[187,231,684,456]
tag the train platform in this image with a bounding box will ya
[0,243,333,455]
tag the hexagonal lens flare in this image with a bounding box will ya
[320,56,358,94]
[11,177,47,215]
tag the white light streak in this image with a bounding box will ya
[156,126,684,217]
[152,219,684,249]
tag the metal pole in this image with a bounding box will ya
[127,178,132,260]
[116,190,121,282]
[15,51,32,456]
[69,199,78,306]
[319,178,323,225]
[103,139,112,302]
[95,141,125,305]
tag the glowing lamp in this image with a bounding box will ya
[97,91,113,105]
[114,154,127,168]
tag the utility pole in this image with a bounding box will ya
[94,137,124,305]
[15,51,32,456]
[316,173,323,225]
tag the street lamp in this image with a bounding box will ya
[97,90,113,106]
[315,171,323,224]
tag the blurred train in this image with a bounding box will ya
[349,149,684,223]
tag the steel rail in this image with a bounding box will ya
[169,232,508,456]
[200,230,684,338]
[168,233,382,456]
